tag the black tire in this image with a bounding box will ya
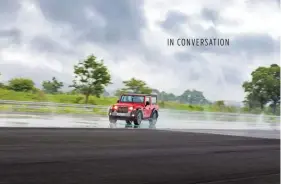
[149,111,158,124]
[109,116,117,124]
[133,111,142,126]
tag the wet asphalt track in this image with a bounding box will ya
[0,127,280,184]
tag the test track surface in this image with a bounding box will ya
[0,128,280,184]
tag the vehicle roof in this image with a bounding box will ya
[121,93,157,97]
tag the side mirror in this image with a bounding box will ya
[145,101,150,106]
[117,100,119,103]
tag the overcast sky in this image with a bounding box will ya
[0,0,280,101]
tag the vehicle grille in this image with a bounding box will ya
[117,106,128,113]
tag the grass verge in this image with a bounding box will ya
[0,89,215,112]
[0,89,279,115]
[0,105,108,116]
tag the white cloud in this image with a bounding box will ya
[219,0,280,38]
[0,0,279,102]
[141,0,279,100]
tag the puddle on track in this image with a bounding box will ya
[0,113,279,139]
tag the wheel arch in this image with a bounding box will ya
[150,108,158,118]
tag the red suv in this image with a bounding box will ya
[108,93,159,126]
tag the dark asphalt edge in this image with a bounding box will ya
[164,129,281,140]
[189,173,280,184]
[0,127,280,141]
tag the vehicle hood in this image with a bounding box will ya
[113,103,143,108]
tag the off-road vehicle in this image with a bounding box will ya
[108,93,159,126]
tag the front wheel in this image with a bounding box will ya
[133,111,142,126]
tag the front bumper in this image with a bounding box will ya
[108,110,138,121]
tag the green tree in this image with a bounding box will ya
[214,100,225,107]
[120,78,152,94]
[70,55,111,104]
[151,88,160,95]
[158,91,177,101]
[267,64,280,114]
[243,64,280,114]
[8,78,35,92]
[42,77,64,94]
[0,83,5,89]
[178,90,209,104]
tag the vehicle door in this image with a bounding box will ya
[144,96,152,118]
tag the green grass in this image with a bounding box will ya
[158,101,240,113]
[0,89,117,105]
[0,104,107,115]
[158,101,203,110]
[0,89,211,111]
[0,88,278,115]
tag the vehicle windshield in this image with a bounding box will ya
[119,95,144,103]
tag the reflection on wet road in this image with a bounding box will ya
[0,112,279,139]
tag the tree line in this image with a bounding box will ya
[0,55,211,104]
[242,64,280,114]
[0,55,280,114]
